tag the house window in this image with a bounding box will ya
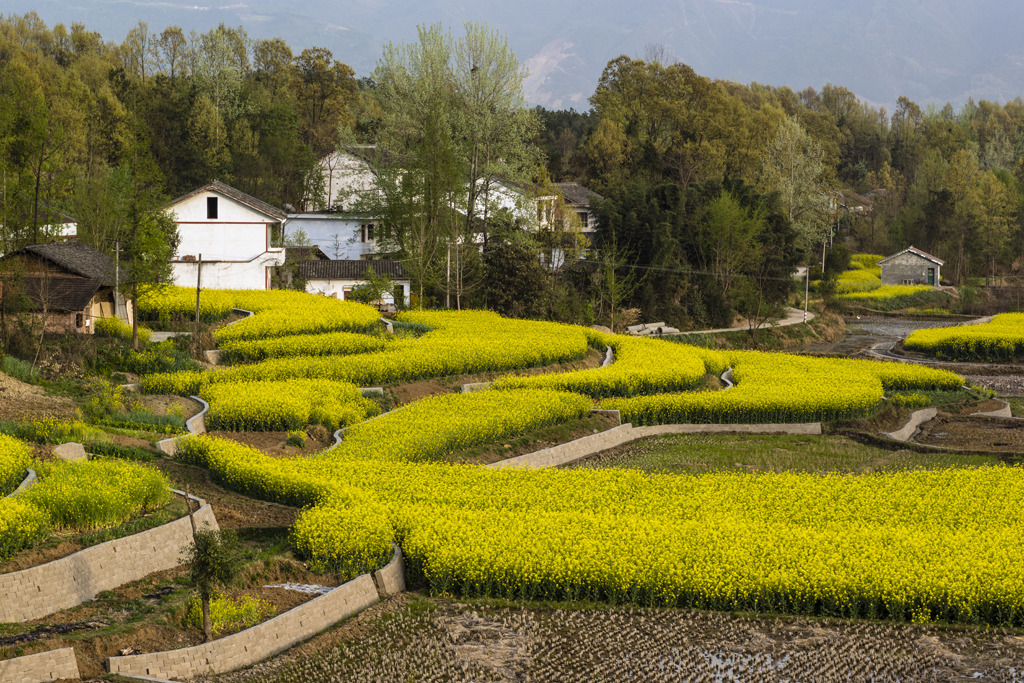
[207,197,218,219]
[75,313,84,328]
[361,224,375,243]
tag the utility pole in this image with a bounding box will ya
[804,268,809,323]
[195,254,202,324]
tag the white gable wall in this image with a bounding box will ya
[173,192,276,262]
[167,188,284,290]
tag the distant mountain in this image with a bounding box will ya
[7,0,1024,111]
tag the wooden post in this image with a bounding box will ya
[195,254,202,324]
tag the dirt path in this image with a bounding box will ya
[0,372,77,420]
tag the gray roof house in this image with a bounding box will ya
[878,246,944,286]
[300,259,411,310]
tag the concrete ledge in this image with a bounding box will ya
[157,395,209,455]
[488,424,641,470]
[7,468,36,497]
[721,368,734,389]
[971,399,1013,418]
[0,647,79,683]
[461,382,493,393]
[488,421,822,470]
[185,396,209,434]
[601,346,615,368]
[372,545,405,597]
[0,500,218,622]
[205,349,221,365]
[380,317,394,333]
[884,407,937,442]
[107,573,379,680]
[360,387,384,397]
[632,422,822,437]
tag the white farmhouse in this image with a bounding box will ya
[300,259,411,308]
[165,181,287,290]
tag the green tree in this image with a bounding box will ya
[757,116,831,256]
[182,528,239,643]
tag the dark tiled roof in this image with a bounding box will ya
[284,246,329,264]
[879,246,944,267]
[300,259,408,280]
[167,180,287,221]
[21,275,101,312]
[15,241,121,286]
[554,182,603,206]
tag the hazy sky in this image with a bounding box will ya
[9,0,1024,111]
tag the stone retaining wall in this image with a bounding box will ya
[0,492,217,623]
[107,574,379,680]
[487,421,821,470]
[0,647,79,683]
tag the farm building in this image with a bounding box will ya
[878,246,943,286]
[300,259,411,309]
[0,241,131,334]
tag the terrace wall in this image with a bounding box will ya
[0,493,217,622]
[487,422,822,470]
[0,647,79,683]
[105,546,404,680]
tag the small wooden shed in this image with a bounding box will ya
[0,241,131,334]
[878,246,943,286]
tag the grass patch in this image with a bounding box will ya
[448,413,618,465]
[562,433,1002,475]
[1007,398,1024,418]
[85,442,158,462]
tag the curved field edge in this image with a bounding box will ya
[905,313,1024,362]
[171,378,1024,626]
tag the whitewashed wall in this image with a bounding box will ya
[173,192,275,262]
[306,278,411,306]
[316,151,380,211]
[172,252,284,290]
[284,215,375,259]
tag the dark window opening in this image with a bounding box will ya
[76,313,84,328]
[207,197,218,219]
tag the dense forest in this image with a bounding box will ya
[2,13,1023,328]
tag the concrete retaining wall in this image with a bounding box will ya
[0,493,217,623]
[884,407,937,442]
[107,574,379,680]
[487,421,822,470]
[157,396,209,455]
[972,399,1014,418]
[0,647,79,683]
[372,545,405,596]
[6,468,36,497]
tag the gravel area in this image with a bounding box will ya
[963,375,1024,396]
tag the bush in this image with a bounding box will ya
[95,317,152,345]
[119,341,201,375]
[84,442,157,462]
[286,430,306,448]
[1,355,40,384]
[184,593,275,636]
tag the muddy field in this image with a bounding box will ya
[197,596,1024,683]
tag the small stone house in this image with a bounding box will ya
[878,246,943,286]
[300,259,411,309]
[0,241,131,334]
